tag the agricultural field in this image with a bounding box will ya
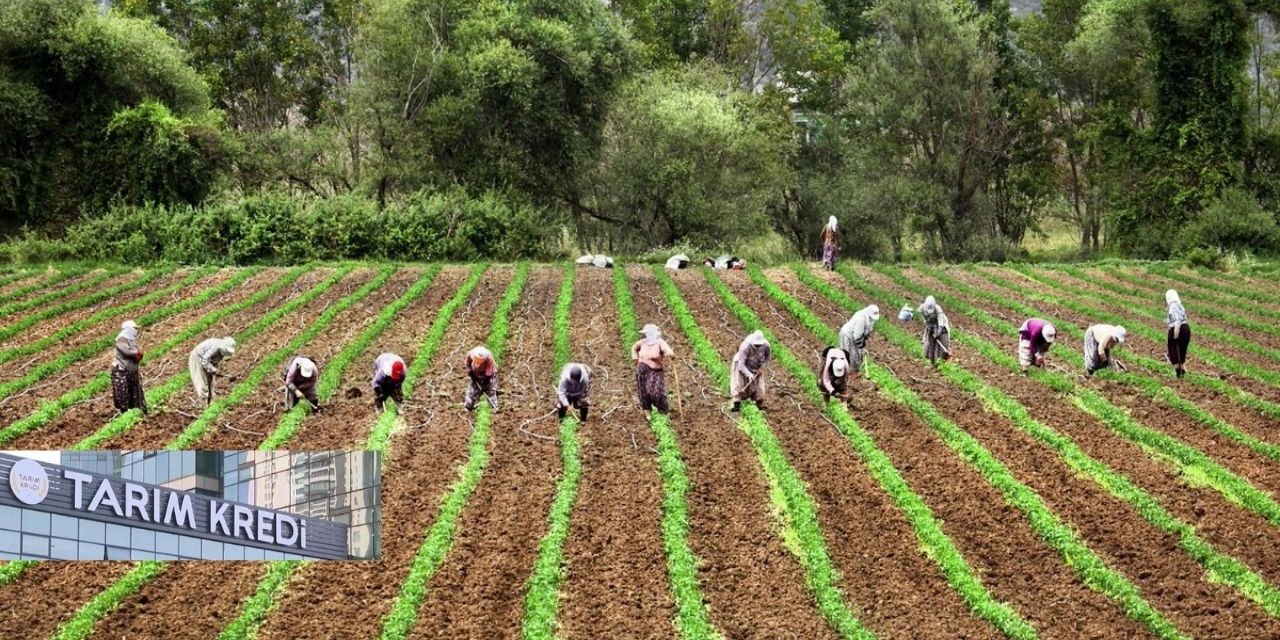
[0,260,1278,639]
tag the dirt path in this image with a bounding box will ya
[557,267,674,639]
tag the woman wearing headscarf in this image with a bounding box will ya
[631,324,674,413]
[820,216,840,271]
[284,355,321,412]
[464,346,499,412]
[730,330,771,411]
[1017,318,1057,375]
[373,352,407,414]
[555,362,592,422]
[917,295,951,366]
[1083,324,1127,376]
[819,346,851,402]
[1165,290,1191,379]
[838,305,880,376]
[111,320,147,414]
[190,336,236,405]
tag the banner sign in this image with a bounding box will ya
[1,453,348,560]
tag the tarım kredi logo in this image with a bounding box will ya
[8,458,49,505]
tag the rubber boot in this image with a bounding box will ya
[557,406,567,421]
[579,406,588,422]
[730,401,741,412]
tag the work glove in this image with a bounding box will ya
[311,402,322,413]
[135,351,144,362]
[293,388,305,401]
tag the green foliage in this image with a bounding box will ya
[52,561,168,640]
[0,0,220,226]
[216,562,301,640]
[25,189,553,265]
[576,67,794,251]
[654,266,876,639]
[611,267,720,639]
[1175,187,1280,255]
[379,264,530,640]
[92,100,226,209]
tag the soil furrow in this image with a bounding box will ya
[830,267,1280,637]
[626,267,834,640]
[409,269,564,640]
[558,267,673,639]
[254,268,511,640]
[3,268,296,450]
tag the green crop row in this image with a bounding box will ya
[0,267,216,366]
[166,266,394,449]
[718,266,1037,639]
[51,560,168,640]
[0,268,229,404]
[657,266,878,640]
[0,268,40,291]
[1157,264,1280,309]
[840,264,1280,619]
[71,266,339,450]
[260,266,442,450]
[522,264,581,639]
[366,265,488,454]
[0,266,110,320]
[48,268,387,640]
[379,263,531,640]
[787,266,1188,638]
[0,267,169,345]
[0,266,291,448]
[612,267,720,640]
[217,267,445,640]
[1100,264,1280,325]
[908,265,1280,423]
[985,267,1280,387]
[216,561,300,640]
[888,266,1280,527]
[1044,263,1280,355]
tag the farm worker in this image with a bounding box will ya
[283,355,321,412]
[665,254,691,270]
[1165,290,1191,379]
[631,324,674,413]
[820,216,840,271]
[464,346,499,412]
[838,305,880,376]
[704,255,746,270]
[555,363,592,422]
[592,255,614,269]
[819,346,851,402]
[372,352,407,415]
[1083,324,1126,376]
[111,320,147,414]
[917,295,951,366]
[190,337,235,405]
[730,330,771,412]
[1017,318,1057,375]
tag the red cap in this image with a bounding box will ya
[391,360,405,381]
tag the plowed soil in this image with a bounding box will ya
[5,263,1280,640]
[557,267,674,639]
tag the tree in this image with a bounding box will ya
[0,0,221,229]
[843,0,1023,261]
[576,67,794,250]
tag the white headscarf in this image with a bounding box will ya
[1165,289,1180,305]
[119,320,138,341]
[827,216,838,231]
[831,358,847,377]
[866,305,881,323]
[641,324,661,344]
[746,330,767,346]
[222,337,236,355]
[1042,323,1057,343]
[298,358,316,378]
[1114,326,1127,343]
[921,296,937,313]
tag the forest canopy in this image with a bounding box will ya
[2,0,1279,263]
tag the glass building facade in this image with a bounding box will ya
[0,451,379,561]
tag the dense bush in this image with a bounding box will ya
[2,190,554,265]
[1175,188,1280,256]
